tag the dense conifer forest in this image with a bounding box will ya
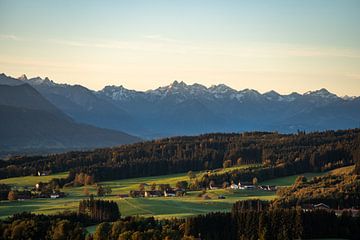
[1,129,359,183]
[1,199,359,239]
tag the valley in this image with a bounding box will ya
[1,1,359,238]
[0,165,336,219]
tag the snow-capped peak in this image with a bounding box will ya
[99,85,138,101]
[95,81,348,105]
[239,89,261,96]
[304,88,338,99]
[209,84,235,94]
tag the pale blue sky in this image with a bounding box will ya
[0,0,360,95]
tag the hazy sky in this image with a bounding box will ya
[1,0,360,95]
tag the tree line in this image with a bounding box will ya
[1,199,360,239]
[1,129,359,184]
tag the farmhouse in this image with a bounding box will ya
[37,171,50,176]
[314,203,330,210]
[145,190,163,197]
[50,194,60,199]
[302,203,331,212]
[259,185,277,191]
[130,190,145,198]
[164,189,176,197]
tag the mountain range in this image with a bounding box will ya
[97,81,360,137]
[0,74,141,156]
[2,73,360,142]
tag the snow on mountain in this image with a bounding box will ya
[304,88,339,99]
[99,85,140,101]
[282,92,301,102]
[144,80,210,103]
[14,76,345,105]
[2,74,359,139]
[98,81,346,105]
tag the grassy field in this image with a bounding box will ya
[1,165,343,219]
[0,172,69,188]
[0,165,273,219]
[260,172,327,186]
[260,165,354,186]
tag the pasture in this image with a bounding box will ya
[1,164,340,219]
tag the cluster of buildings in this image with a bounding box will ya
[302,203,360,217]
[224,182,277,191]
[127,188,186,198]
[16,183,66,200]
[11,188,65,201]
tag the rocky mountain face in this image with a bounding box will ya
[3,73,359,139]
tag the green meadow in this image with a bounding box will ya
[260,172,327,186]
[0,165,331,219]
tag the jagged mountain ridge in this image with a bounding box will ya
[99,80,344,103]
[2,73,359,138]
[97,80,360,136]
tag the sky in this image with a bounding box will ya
[0,0,360,96]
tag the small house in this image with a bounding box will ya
[314,203,330,210]
[130,190,145,198]
[50,194,60,199]
[164,189,176,197]
[259,185,277,191]
[145,190,162,197]
[243,185,255,190]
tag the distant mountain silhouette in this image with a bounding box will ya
[0,76,141,156]
[2,73,360,140]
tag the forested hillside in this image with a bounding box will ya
[1,129,359,182]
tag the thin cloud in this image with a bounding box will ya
[45,37,360,59]
[0,34,21,41]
